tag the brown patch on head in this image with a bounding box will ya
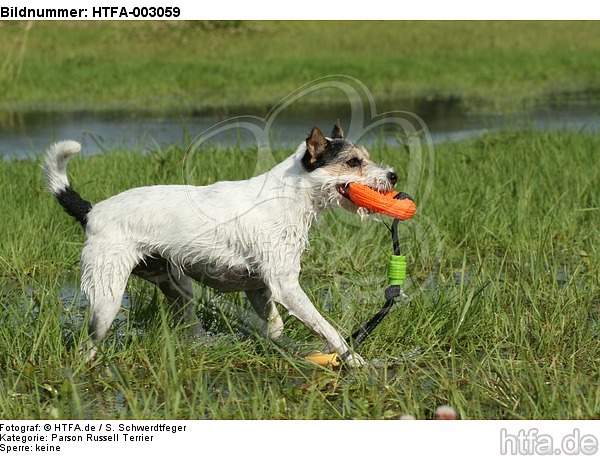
[301,127,392,194]
[316,143,397,199]
[305,126,328,165]
[302,127,353,172]
[317,145,372,177]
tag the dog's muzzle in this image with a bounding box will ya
[337,172,398,200]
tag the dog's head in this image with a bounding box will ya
[301,121,398,216]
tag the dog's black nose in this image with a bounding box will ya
[388,172,398,185]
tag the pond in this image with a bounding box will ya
[1,98,599,160]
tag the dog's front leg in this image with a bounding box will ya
[269,278,365,367]
[246,288,284,340]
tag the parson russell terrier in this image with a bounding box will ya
[43,122,398,367]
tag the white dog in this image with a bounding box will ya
[44,122,398,366]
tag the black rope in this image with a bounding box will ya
[343,192,413,355]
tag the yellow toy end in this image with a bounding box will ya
[305,352,340,368]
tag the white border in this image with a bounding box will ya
[1,0,599,20]
[1,420,598,456]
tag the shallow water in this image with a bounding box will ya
[1,99,598,160]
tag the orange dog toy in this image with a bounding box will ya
[345,183,416,220]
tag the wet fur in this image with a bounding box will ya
[43,123,398,366]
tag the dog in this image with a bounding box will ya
[43,122,398,366]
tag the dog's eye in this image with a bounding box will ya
[346,158,361,168]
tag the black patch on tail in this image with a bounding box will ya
[56,186,93,228]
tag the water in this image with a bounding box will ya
[1,99,598,160]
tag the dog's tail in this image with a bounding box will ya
[43,140,93,228]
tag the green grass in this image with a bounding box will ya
[1,21,599,113]
[0,130,598,419]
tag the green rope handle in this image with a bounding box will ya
[387,255,406,286]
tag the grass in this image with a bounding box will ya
[0,21,599,113]
[0,130,598,419]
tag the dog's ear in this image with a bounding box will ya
[331,119,344,139]
[305,127,329,164]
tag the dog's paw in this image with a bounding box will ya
[343,352,367,368]
[78,342,98,363]
[266,316,284,340]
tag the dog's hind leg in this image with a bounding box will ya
[80,241,140,361]
[246,288,284,339]
[158,266,202,335]
[132,257,202,336]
